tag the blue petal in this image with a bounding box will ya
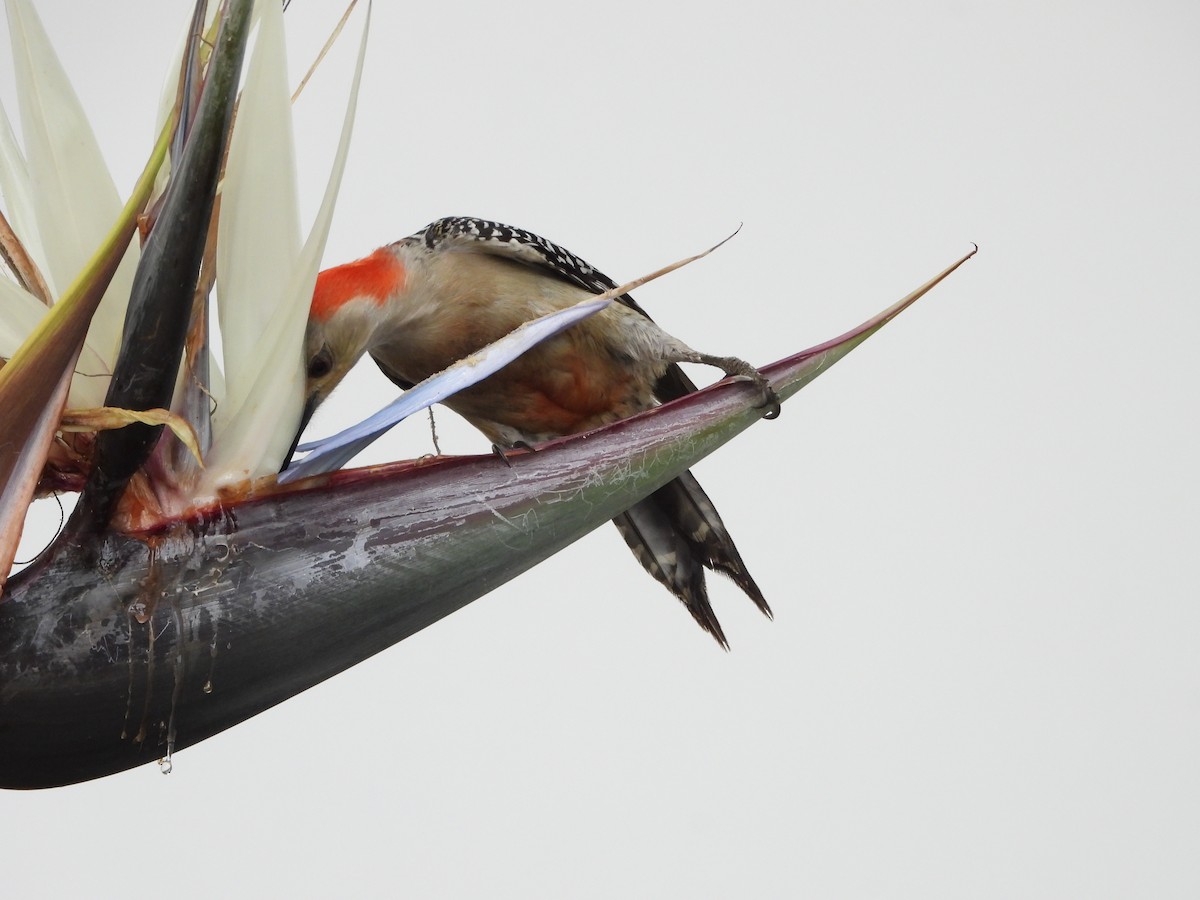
[279,297,611,482]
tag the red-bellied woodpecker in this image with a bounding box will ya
[301,216,778,647]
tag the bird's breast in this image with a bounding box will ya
[373,253,664,441]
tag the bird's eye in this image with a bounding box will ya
[306,346,334,379]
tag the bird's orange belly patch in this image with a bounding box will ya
[377,311,654,441]
[450,352,643,438]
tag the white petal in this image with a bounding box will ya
[0,100,49,290]
[5,0,138,368]
[214,0,301,425]
[203,1,371,491]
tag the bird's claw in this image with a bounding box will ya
[716,356,780,420]
[757,384,782,420]
[491,440,536,467]
[491,444,513,468]
[739,373,780,420]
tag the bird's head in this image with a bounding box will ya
[302,245,408,411]
[282,246,408,471]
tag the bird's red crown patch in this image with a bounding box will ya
[310,247,406,321]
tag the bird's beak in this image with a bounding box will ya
[280,392,319,473]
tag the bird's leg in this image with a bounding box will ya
[670,350,781,419]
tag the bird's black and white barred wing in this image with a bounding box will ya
[410,216,623,296]
[406,216,697,399]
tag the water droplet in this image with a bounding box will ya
[202,679,213,694]
[158,754,173,775]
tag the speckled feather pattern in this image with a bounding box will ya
[413,216,624,297]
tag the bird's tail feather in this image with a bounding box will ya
[612,470,770,648]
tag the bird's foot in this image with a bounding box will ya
[689,353,781,419]
[491,440,536,467]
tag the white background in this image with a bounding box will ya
[2,1,1197,897]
